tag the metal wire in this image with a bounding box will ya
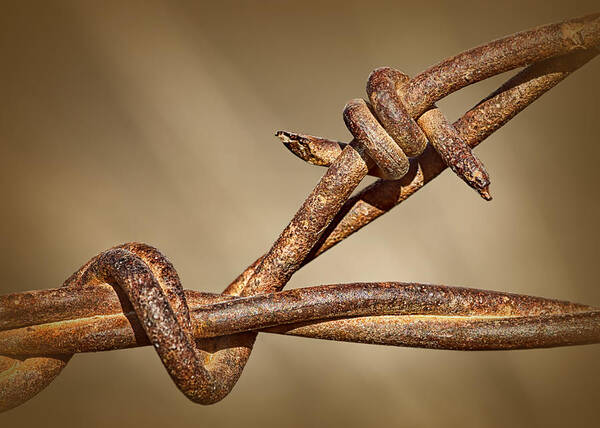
[1,13,599,413]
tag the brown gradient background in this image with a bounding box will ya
[1,1,599,427]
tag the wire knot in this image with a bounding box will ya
[345,66,491,198]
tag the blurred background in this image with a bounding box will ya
[1,1,599,427]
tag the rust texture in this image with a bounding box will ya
[1,13,599,413]
[368,66,492,198]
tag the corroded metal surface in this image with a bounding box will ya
[343,98,409,180]
[367,67,427,157]
[285,48,599,259]
[2,280,597,355]
[367,66,492,198]
[1,13,599,413]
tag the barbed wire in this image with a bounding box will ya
[1,12,599,413]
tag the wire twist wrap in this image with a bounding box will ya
[360,66,491,198]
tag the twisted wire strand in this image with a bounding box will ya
[1,13,599,413]
[2,243,600,412]
[281,13,600,199]
[278,48,599,260]
[2,263,599,355]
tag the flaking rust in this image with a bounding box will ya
[1,13,599,413]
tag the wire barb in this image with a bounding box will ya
[1,13,600,413]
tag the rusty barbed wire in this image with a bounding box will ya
[1,13,599,413]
